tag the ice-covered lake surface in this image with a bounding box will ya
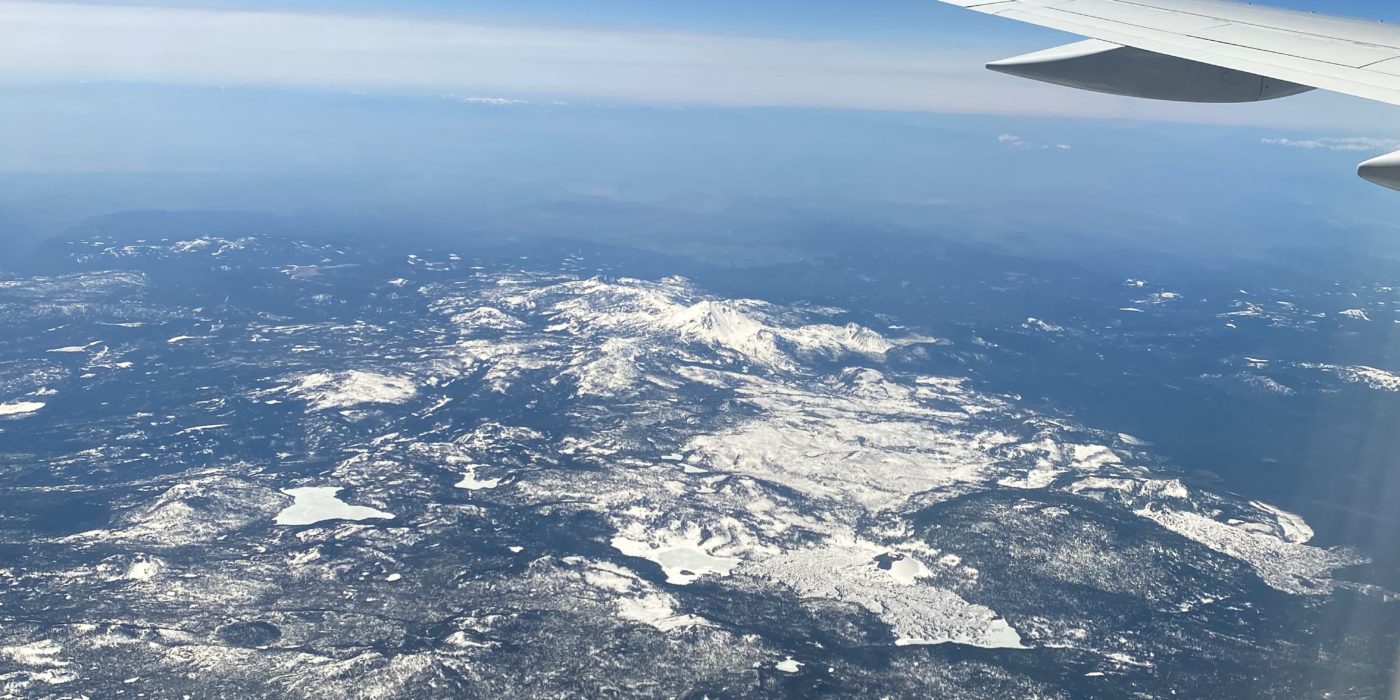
[0,228,1397,698]
[273,487,395,526]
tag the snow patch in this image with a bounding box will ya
[1023,317,1063,332]
[455,465,502,491]
[449,306,526,332]
[283,370,418,410]
[774,658,803,673]
[0,401,45,417]
[124,558,161,581]
[883,553,932,585]
[745,544,1025,649]
[611,530,740,586]
[1135,505,1360,595]
[616,594,712,632]
[1,640,67,668]
[1305,363,1400,392]
[274,487,395,526]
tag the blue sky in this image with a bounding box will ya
[185,0,1400,40]
[3,0,1400,130]
[3,0,1400,258]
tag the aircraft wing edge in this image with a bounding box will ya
[938,0,1400,106]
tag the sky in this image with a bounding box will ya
[3,0,1400,261]
[2,0,1400,129]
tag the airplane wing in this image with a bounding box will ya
[937,0,1400,188]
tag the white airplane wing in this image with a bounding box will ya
[938,0,1400,188]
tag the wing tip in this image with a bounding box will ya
[1358,150,1400,191]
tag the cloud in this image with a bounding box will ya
[0,1,1016,112]
[998,133,1071,150]
[458,97,531,106]
[1260,136,1400,152]
[0,0,1393,129]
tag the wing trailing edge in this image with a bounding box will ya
[939,0,1400,189]
[989,39,1312,103]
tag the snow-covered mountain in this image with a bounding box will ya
[0,235,1390,698]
